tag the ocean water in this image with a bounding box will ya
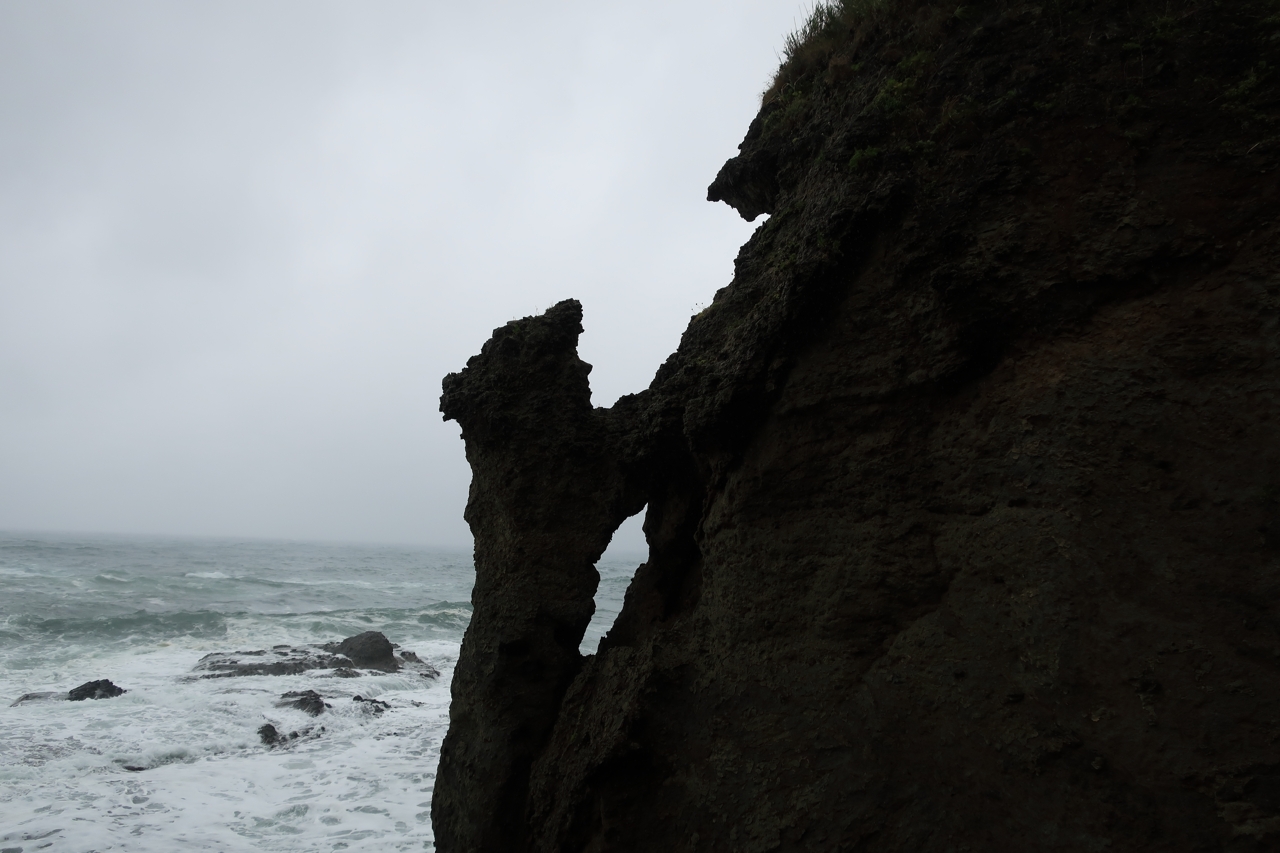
[0,532,638,852]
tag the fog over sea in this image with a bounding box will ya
[0,533,638,851]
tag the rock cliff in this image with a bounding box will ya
[434,1,1280,849]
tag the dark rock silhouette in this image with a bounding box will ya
[433,299,646,851]
[434,1,1280,850]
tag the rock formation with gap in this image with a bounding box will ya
[434,1,1280,849]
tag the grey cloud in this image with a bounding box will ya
[0,0,804,550]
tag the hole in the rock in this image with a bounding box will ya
[580,507,647,655]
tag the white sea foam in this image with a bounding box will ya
[0,533,640,852]
[0,635,458,852]
[0,534,481,853]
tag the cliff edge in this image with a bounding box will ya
[436,1,1280,849]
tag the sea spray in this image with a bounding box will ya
[0,533,637,851]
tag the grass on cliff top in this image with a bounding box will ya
[765,0,901,102]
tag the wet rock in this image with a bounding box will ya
[11,680,126,706]
[434,299,643,851]
[333,631,395,669]
[397,649,441,678]
[67,680,126,701]
[194,632,437,679]
[258,722,325,748]
[192,646,354,678]
[277,689,329,716]
[353,694,391,714]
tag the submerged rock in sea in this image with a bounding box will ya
[192,632,438,679]
[433,1,1280,850]
[192,646,352,678]
[10,691,65,706]
[276,689,329,716]
[258,721,325,748]
[352,694,391,714]
[11,679,127,706]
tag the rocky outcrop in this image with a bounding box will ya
[277,689,329,716]
[353,694,392,713]
[67,679,126,701]
[11,679,127,706]
[322,631,399,672]
[433,300,646,851]
[192,632,437,679]
[436,1,1280,850]
[258,722,323,747]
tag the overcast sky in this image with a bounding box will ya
[0,1,804,552]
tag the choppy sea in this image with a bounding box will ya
[0,532,638,852]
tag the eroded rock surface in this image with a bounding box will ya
[433,300,645,851]
[436,1,1280,850]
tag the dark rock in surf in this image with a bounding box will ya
[195,632,436,679]
[277,689,329,716]
[11,680,126,706]
[326,631,397,671]
[192,646,354,678]
[258,722,324,747]
[67,680,126,701]
[189,645,353,676]
[353,694,391,714]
